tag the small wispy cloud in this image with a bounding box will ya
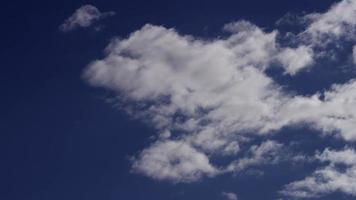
[222,192,238,200]
[59,5,115,32]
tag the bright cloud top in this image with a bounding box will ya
[83,0,356,199]
[60,5,115,32]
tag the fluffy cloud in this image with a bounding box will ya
[84,23,290,181]
[302,0,356,44]
[222,192,238,200]
[84,0,356,192]
[281,148,356,198]
[267,80,356,141]
[84,23,356,182]
[60,5,115,32]
[276,46,314,75]
[132,140,218,182]
[224,21,313,74]
[84,23,283,133]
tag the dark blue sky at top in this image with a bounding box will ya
[1,0,354,200]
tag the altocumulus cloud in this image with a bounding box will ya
[83,0,356,198]
[60,5,115,32]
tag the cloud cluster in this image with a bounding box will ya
[60,5,115,32]
[281,148,356,198]
[83,0,356,198]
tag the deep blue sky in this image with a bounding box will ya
[1,1,352,200]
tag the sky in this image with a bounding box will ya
[2,0,356,200]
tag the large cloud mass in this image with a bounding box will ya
[84,0,356,198]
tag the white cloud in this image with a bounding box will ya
[84,24,284,133]
[302,0,356,44]
[317,148,356,165]
[83,0,356,189]
[132,140,218,182]
[222,192,238,200]
[226,140,283,172]
[276,46,314,75]
[60,5,115,32]
[84,23,356,182]
[223,21,278,70]
[281,148,356,198]
[84,24,290,181]
[270,80,356,141]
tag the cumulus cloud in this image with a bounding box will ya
[222,192,238,200]
[84,23,356,181]
[301,0,356,45]
[223,21,313,75]
[84,0,356,193]
[132,140,217,182]
[276,46,314,75]
[84,23,283,132]
[266,80,356,141]
[281,148,356,198]
[60,5,115,32]
[84,23,290,181]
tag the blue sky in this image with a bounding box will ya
[2,0,356,200]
